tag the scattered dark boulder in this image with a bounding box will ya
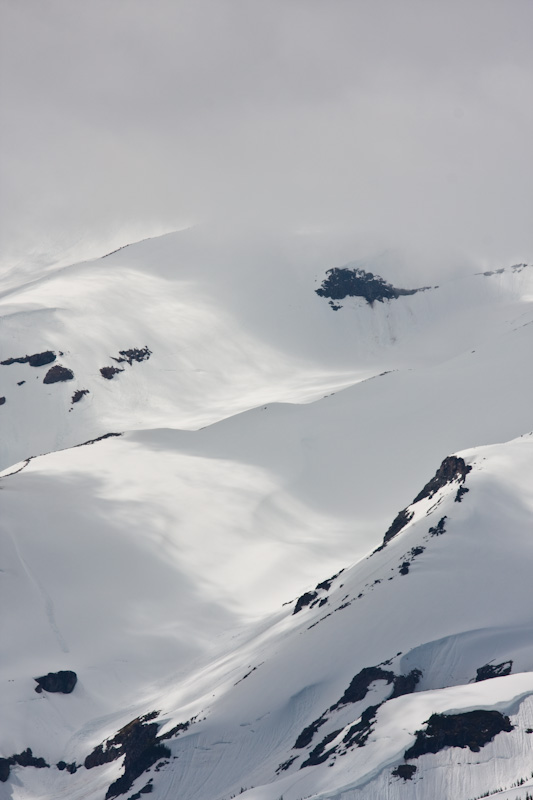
[111,347,151,365]
[475,661,513,682]
[455,485,470,502]
[399,561,410,575]
[392,764,417,780]
[404,710,513,759]
[293,591,318,614]
[57,760,77,773]
[412,456,471,504]
[100,366,124,380]
[316,267,426,307]
[43,365,74,384]
[34,670,77,694]
[0,396,5,406]
[294,716,327,749]
[331,666,395,709]
[17,381,25,385]
[429,516,447,537]
[71,389,90,404]
[1,351,56,367]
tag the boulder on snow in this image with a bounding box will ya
[34,670,77,694]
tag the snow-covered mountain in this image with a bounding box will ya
[1,231,532,800]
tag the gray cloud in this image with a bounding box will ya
[1,0,532,271]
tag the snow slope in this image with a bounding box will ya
[1,231,532,800]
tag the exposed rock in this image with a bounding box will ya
[316,267,428,307]
[342,704,380,748]
[381,509,414,546]
[331,666,395,709]
[100,366,124,380]
[127,783,153,799]
[301,729,342,767]
[475,661,513,682]
[71,389,90,404]
[293,591,318,614]
[85,712,171,799]
[399,561,410,575]
[404,710,513,759]
[1,351,56,367]
[11,749,49,768]
[34,670,77,694]
[57,760,78,773]
[111,346,152,365]
[429,516,447,537]
[392,764,417,780]
[43,365,74,384]
[0,759,9,782]
[293,716,327,749]
[75,432,122,447]
[0,397,5,406]
[276,756,297,773]
[412,456,471,504]
[0,748,50,782]
[455,485,469,502]
[389,670,422,699]
[17,381,25,385]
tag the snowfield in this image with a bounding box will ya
[1,231,532,800]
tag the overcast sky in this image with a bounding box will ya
[1,0,532,271]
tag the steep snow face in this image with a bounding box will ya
[2,435,533,800]
[1,229,531,470]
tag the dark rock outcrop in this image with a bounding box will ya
[0,396,5,406]
[392,764,417,780]
[0,749,50,782]
[428,516,447,537]
[412,456,471,504]
[43,365,74,384]
[1,351,56,367]
[111,347,151,365]
[0,759,9,782]
[316,267,426,307]
[293,591,318,614]
[382,509,414,546]
[100,366,124,380]
[332,666,395,709]
[404,710,513,759]
[34,670,77,694]
[85,712,173,799]
[71,389,90,403]
[293,716,327,749]
[475,661,513,682]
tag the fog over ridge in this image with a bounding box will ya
[1,0,531,275]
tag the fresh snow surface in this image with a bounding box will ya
[1,231,532,800]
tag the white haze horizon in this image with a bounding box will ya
[1,0,532,276]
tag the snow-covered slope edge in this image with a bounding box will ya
[1,228,531,471]
[2,433,533,800]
